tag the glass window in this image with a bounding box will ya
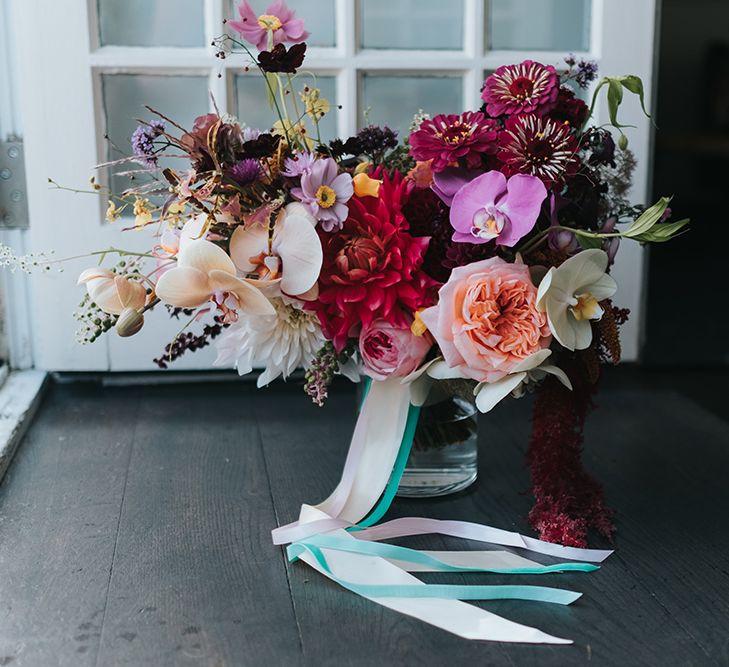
[227,0,336,48]
[361,75,463,138]
[98,0,205,47]
[234,74,337,143]
[101,74,209,195]
[360,0,464,50]
[488,0,591,52]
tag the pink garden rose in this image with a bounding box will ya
[359,320,432,381]
[420,257,551,383]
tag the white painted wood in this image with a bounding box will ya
[0,369,48,481]
[12,0,656,370]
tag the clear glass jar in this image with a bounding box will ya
[397,381,478,498]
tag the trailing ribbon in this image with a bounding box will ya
[272,377,612,644]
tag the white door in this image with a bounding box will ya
[11,0,658,371]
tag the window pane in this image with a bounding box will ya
[101,74,209,195]
[488,0,591,52]
[234,74,337,143]
[98,0,204,47]
[228,0,335,48]
[361,75,462,138]
[360,0,464,50]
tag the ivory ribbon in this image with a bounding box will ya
[272,377,612,644]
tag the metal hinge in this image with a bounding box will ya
[0,137,29,229]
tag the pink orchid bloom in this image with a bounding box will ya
[155,238,274,316]
[229,0,309,52]
[229,203,322,300]
[449,170,547,247]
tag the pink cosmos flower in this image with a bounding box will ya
[291,157,354,232]
[420,257,551,384]
[449,170,546,247]
[409,111,499,172]
[359,320,432,381]
[229,0,309,52]
[481,60,559,117]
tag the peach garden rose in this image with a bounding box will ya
[420,257,551,384]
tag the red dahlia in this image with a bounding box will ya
[408,111,499,172]
[310,174,437,352]
[481,60,559,117]
[497,114,580,186]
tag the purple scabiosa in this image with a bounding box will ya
[481,60,560,117]
[498,114,580,186]
[131,120,165,166]
[282,151,316,177]
[290,157,353,231]
[408,111,499,172]
[565,54,598,88]
[227,159,261,185]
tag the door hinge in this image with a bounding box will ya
[0,137,29,229]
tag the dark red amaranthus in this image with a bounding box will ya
[526,300,628,547]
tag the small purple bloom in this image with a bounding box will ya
[282,151,316,177]
[228,159,261,185]
[449,170,547,247]
[291,157,353,232]
[242,127,261,142]
[131,120,165,166]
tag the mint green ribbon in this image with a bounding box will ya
[289,540,582,605]
[289,534,598,575]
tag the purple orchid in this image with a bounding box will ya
[229,0,309,53]
[449,170,547,247]
[291,157,353,232]
[431,167,480,206]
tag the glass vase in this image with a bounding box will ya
[397,380,478,498]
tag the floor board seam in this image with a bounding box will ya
[614,551,721,666]
[253,396,306,660]
[92,396,140,667]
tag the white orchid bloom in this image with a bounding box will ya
[229,202,322,300]
[154,238,274,315]
[473,349,571,413]
[536,249,617,351]
[402,349,571,414]
[77,268,146,315]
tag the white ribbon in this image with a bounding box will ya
[273,378,611,644]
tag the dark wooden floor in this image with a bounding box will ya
[0,368,728,667]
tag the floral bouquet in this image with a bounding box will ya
[19,1,686,548]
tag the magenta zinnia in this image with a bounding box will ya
[481,60,559,117]
[309,175,437,352]
[498,114,580,186]
[409,111,499,172]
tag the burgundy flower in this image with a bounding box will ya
[408,111,499,172]
[309,174,437,352]
[547,87,589,129]
[257,42,306,73]
[481,60,559,117]
[497,114,580,186]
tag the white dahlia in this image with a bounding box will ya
[214,297,326,387]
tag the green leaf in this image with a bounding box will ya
[607,79,624,127]
[575,232,604,250]
[622,196,672,238]
[634,218,690,243]
[621,75,651,119]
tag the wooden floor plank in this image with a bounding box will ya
[93,383,302,667]
[0,384,139,667]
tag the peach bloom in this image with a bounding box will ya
[77,268,146,316]
[419,256,551,383]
